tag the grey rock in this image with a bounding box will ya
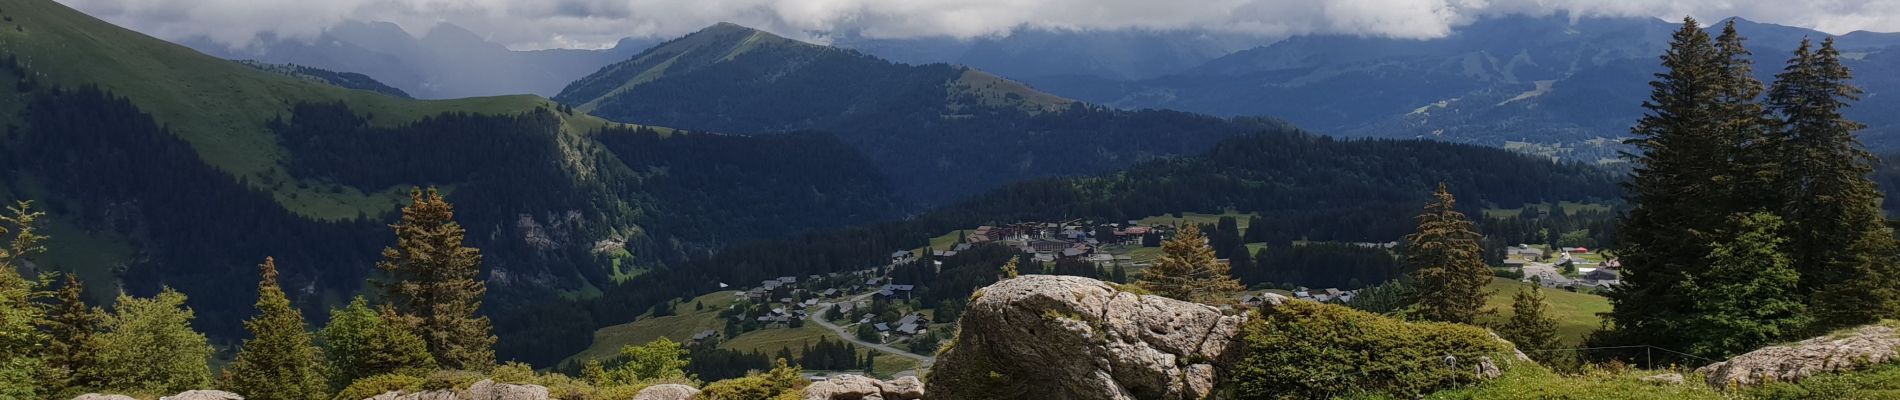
[883,376,924,400]
[160,390,243,400]
[1697,324,1900,389]
[928,275,1252,400]
[71,394,139,400]
[1641,373,1684,385]
[465,379,549,400]
[632,384,700,400]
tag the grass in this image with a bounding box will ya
[869,353,919,378]
[1415,366,1724,400]
[1484,201,1615,219]
[1481,278,1612,346]
[718,325,835,355]
[1135,211,1259,229]
[926,230,963,252]
[563,291,740,364]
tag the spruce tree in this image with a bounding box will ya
[1138,225,1243,304]
[1402,183,1491,324]
[375,187,496,370]
[0,201,47,399]
[1679,213,1809,359]
[1602,18,1729,351]
[42,274,100,394]
[1768,37,1900,325]
[318,297,436,388]
[1498,285,1559,361]
[1713,21,1779,212]
[225,257,328,400]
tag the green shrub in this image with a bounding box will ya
[1744,363,1900,399]
[420,370,486,391]
[334,374,422,400]
[697,360,805,400]
[491,362,537,384]
[1229,301,1513,399]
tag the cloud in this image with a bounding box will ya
[52,0,1900,51]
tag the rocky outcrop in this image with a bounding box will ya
[159,391,243,400]
[71,395,139,400]
[927,275,1259,400]
[632,384,701,400]
[466,380,549,400]
[1697,324,1900,389]
[803,375,923,400]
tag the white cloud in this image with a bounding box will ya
[51,0,1900,51]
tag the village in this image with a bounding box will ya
[1501,244,1622,292]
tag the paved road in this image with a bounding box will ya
[809,292,935,377]
[1522,262,1574,287]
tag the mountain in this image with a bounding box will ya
[237,60,412,98]
[1034,14,1900,162]
[0,0,904,365]
[182,21,661,99]
[557,22,1283,203]
[832,28,1259,82]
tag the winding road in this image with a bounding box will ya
[808,292,935,377]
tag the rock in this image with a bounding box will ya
[160,390,243,400]
[1697,324,1900,389]
[1475,356,1503,379]
[883,376,924,400]
[632,384,701,400]
[1642,373,1685,385]
[803,374,921,400]
[71,394,138,400]
[465,379,549,400]
[927,275,1256,400]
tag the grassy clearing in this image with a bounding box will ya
[1481,278,1611,346]
[563,291,739,364]
[1484,201,1615,219]
[718,325,834,355]
[1135,211,1259,229]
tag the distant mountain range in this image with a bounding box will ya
[1022,14,1900,162]
[182,21,660,99]
[832,28,1260,82]
[555,23,1283,203]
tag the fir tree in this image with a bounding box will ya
[318,297,435,388]
[1679,213,1809,359]
[42,274,101,394]
[1769,37,1900,326]
[1601,18,1730,351]
[1138,225,1244,304]
[1497,285,1559,361]
[0,201,47,399]
[1000,256,1020,279]
[375,187,496,370]
[225,257,328,400]
[1403,183,1491,324]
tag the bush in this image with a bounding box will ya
[1229,301,1514,399]
[334,374,422,400]
[697,359,805,400]
[420,370,486,391]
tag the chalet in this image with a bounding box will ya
[820,289,839,298]
[778,276,797,284]
[897,322,922,335]
[1061,247,1090,258]
[875,323,891,332]
[1508,245,1546,259]
[933,250,960,257]
[1502,259,1527,270]
[690,330,718,342]
[1032,254,1056,263]
[878,284,916,300]
[1029,239,1072,254]
[953,243,972,252]
[891,250,915,263]
[1582,268,1619,282]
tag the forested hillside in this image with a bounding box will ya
[557,23,1282,203]
[0,0,905,366]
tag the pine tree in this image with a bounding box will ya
[1138,225,1244,304]
[1498,285,1559,360]
[1678,213,1809,359]
[42,274,101,393]
[1601,18,1730,351]
[1713,21,1779,213]
[1000,256,1020,279]
[1403,183,1491,324]
[1769,37,1900,326]
[375,187,496,370]
[225,257,328,400]
[318,297,436,388]
[91,289,214,395]
[0,201,48,399]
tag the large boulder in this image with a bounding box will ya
[71,395,139,400]
[802,375,923,400]
[927,275,1257,400]
[466,379,549,400]
[1697,324,1900,389]
[632,384,701,400]
[160,390,242,400]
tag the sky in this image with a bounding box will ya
[56,0,1900,51]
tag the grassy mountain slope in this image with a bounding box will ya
[0,0,631,220]
[555,23,1270,204]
